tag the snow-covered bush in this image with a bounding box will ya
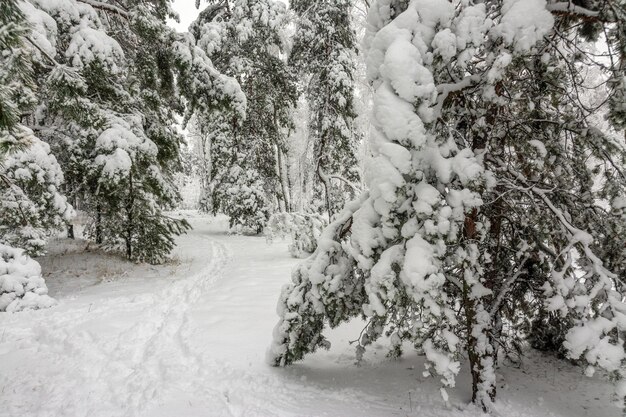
[0,244,56,313]
[216,167,271,235]
[265,212,328,258]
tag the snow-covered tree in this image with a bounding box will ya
[289,0,361,217]
[1,129,73,255]
[17,0,244,262]
[1,0,73,255]
[0,0,69,312]
[190,0,296,232]
[270,0,626,411]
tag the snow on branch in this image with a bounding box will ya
[77,0,129,18]
[25,37,58,67]
[433,75,481,119]
[547,2,600,19]
[327,174,361,193]
[531,186,617,281]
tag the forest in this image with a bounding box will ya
[1,0,625,416]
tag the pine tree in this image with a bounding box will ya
[0,0,34,138]
[0,0,68,312]
[19,0,243,262]
[289,0,361,217]
[190,0,297,233]
[1,0,73,255]
[270,0,626,411]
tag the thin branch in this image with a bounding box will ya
[489,255,530,318]
[327,174,360,193]
[25,37,57,67]
[433,74,481,119]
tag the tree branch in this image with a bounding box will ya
[546,2,606,22]
[489,255,530,318]
[434,74,481,119]
[25,37,57,67]
[77,0,129,18]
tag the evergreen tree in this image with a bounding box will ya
[1,0,73,255]
[289,0,361,217]
[0,0,34,138]
[0,0,68,312]
[190,0,297,233]
[19,0,243,262]
[270,0,626,411]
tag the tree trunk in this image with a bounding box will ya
[125,168,134,260]
[67,181,76,239]
[463,286,481,402]
[317,164,332,222]
[463,209,497,410]
[277,146,291,212]
[275,144,287,212]
[95,203,102,245]
[463,285,497,410]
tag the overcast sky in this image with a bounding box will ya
[169,0,289,32]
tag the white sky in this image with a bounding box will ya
[168,0,200,32]
[169,0,289,32]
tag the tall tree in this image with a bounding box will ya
[270,0,626,411]
[191,0,297,233]
[290,0,361,217]
[0,0,67,313]
[19,0,243,262]
[1,0,73,255]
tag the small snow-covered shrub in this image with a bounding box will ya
[265,212,328,258]
[215,167,271,234]
[0,244,56,312]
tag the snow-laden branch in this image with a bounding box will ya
[318,165,360,195]
[531,187,617,283]
[547,2,600,18]
[25,37,57,67]
[327,174,361,193]
[445,274,463,291]
[493,155,617,283]
[77,0,129,18]
[433,75,481,119]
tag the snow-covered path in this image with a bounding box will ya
[0,223,231,417]
[0,214,615,417]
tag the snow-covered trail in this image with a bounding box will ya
[145,218,405,417]
[0,214,615,417]
[0,220,231,417]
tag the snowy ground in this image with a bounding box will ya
[0,213,615,417]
